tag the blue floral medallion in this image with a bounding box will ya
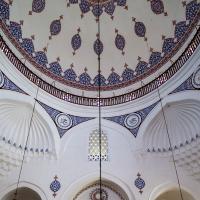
[67,0,127,18]
[135,173,145,194]
[32,0,45,13]
[50,176,61,197]
[50,18,62,38]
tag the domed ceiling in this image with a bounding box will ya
[0,0,199,98]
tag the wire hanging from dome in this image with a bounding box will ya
[156,77,184,200]
[97,0,102,198]
[13,74,41,200]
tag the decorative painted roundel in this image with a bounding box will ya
[50,179,61,193]
[135,174,145,194]
[55,113,72,129]
[50,176,61,197]
[0,70,4,88]
[90,188,108,200]
[124,113,142,129]
[135,177,145,190]
[192,67,200,89]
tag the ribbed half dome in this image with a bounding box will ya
[0,99,56,177]
[144,100,200,152]
[0,100,55,153]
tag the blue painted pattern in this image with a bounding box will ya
[104,102,158,137]
[50,19,61,36]
[32,0,45,13]
[135,173,145,194]
[50,176,61,197]
[21,38,35,55]
[0,70,26,94]
[1,0,199,91]
[115,33,125,52]
[122,68,135,81]
[9,21,22,41]
[34,51,48,66]
[135,61,148,75]
[64,68,77,81]
[107,72,120,85]
[162,38,176,54]
[93,74,106,86]
[49,62,62,76]
[93,38,103,55]
[71,33,82,52]
[68,0,126,17]
[79,72,91,85]
[149,52,162,66]
[175,21,188,40]
[186,0,200,21]
[38,102,94,138]
[150,0,164,14]
[135,22,146,37]
[0,0,9,20]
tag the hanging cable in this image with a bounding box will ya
[13,78,41,200]
[156,79,184,200]
[97,0,102,198]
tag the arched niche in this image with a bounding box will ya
[60,172,135,200]
[155,188,195,200]
[2,187,42,200]
[73,180,129,200]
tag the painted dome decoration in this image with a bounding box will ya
[133,18,147,39]
[0,0,199,99]
[71,28,82,55]
[30,0,46,14]
[94,34,104,55]
[148,0,167,16]
[115,29,126,55]
[67,0,127,19]
[49,16,63,39]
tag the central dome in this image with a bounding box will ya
[0,0,199,98]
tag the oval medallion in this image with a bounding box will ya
[32,0,45,13]
[50,19,61,36]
